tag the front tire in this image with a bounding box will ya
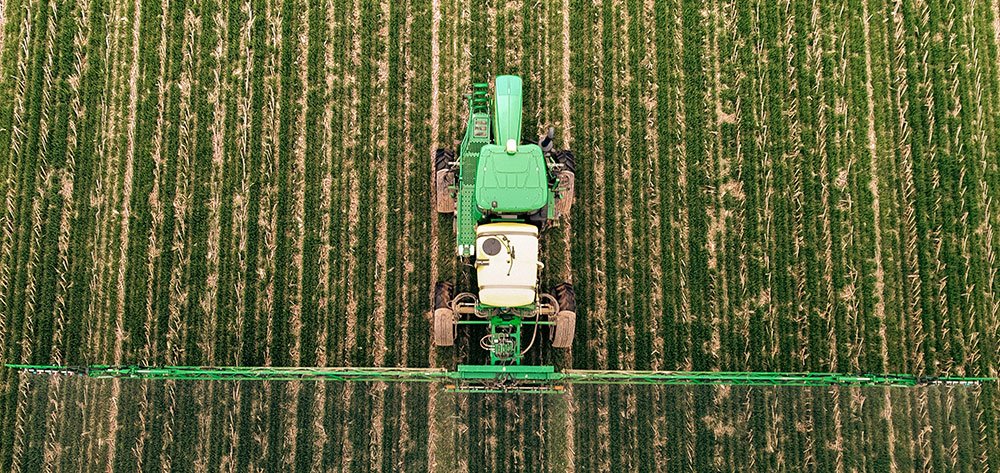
[435,148,456,214]
[553,150,575,219]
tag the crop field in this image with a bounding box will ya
[1,0,999,471]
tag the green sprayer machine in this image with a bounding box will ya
[6,76,995,393]
[430,75,578,386]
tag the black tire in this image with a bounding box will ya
[435,148,455,172]
[553,282,576,312]
[433,308,455,346]
[434,281,453,309]
[553,150,576,174]
[551,311,575,348]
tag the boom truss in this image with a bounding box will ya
[6,364,994,393]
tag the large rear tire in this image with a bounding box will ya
[551,312,575,348]
[433,309,455,346]
[433,281,455,346]
[551,282,576,348]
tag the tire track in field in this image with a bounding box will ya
[339,0,361,468]
[861,2,897,471]
[194,3,228,471]
[779,3,810,468]
[368,0,391,470]
[889,0,924,376]
[84,0,128,467]
[278,0,309,469]
[781,0,807,371]
[162,4,200,471]
[251,0,281,469]
[105,0,142,468]
[42,1,91,470]
[556,0,573,281]
[861,0,884,374]
[638,0,664,469]
[426,0,443,468]
[308,1,337,471]
[135,0,171,468]
[587,2,610,471]
[915,0,952,375]
[557,1,576,468]
[454,1,472,466]
[667,0,693,467]
[610,1,637,469]
[394,0,416,465]
[218,4,253,471]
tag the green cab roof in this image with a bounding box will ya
[475,144,548,213]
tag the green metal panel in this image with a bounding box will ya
[457,364,557,381]
[456,84,492,257]
[475,144,548,213]
[492,75,523,146]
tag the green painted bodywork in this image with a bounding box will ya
[492,75,523,145]
[475,144,548,213]
[454,76,555,257]
[449,76,557,368]
[455,83,491,256]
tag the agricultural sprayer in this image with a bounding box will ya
[6,76,995,393]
